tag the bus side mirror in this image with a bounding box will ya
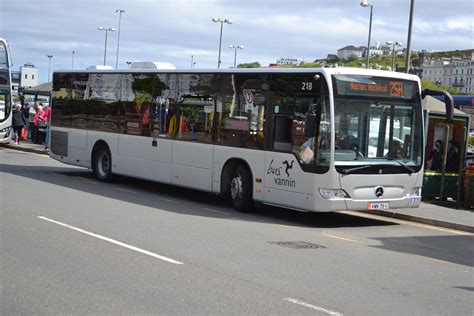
[304,112,316,137]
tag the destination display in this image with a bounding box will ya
[333,75,417,100]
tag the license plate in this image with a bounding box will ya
[368,202,389,210]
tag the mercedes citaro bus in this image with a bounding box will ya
[49,67,426,212]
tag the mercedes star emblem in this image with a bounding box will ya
[375,186,384,198]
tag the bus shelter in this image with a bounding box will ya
[422,95,470,206]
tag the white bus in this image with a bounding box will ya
[0,38,13,143]
[49,68,425,212]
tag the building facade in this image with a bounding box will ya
[421,53,474,94]
[276,58,303,66]
[11,63,39,94]
[337,45,364,60]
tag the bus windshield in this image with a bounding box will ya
[332,74,423,172]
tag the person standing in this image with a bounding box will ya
[43,104,51,151]
[33,105,45,144]
[446,140,460,173]
[21,101,29,139]
[429,139,444,172]
[28,101,37,140]
[12,104,24,145]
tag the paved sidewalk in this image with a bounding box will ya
[1,140,473,233]
[0,139,48,155]
[362,202,473,233]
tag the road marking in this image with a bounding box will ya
[340,211,472,236]
[37,216,184,265]
[202,208,230,215]
[75,176,98,185]
[284,298,343,315]
[117,188,137,194]
[413,254,453,265]
[50,172,68,177]
[322,234,362,244]
[157,197,179,203]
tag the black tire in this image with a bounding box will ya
[92,145,113,181]
[230,165,253,212]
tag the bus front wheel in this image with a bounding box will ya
[93,145,112,181]
[230,165,253,212]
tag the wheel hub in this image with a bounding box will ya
[230,175,242,200]
[98,153,110,177]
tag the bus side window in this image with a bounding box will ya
[273,114,292,151]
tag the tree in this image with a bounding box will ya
[421,80,459,95]
[237,62,261,68]
[297,62,322,68]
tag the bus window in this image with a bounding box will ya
[216,73,267,149]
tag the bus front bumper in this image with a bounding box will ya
[343,195,421,211]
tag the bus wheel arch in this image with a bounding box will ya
[92,140,112,181]
[221,159,254,212]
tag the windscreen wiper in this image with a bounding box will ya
[341,165,373,174]
[386,157,415,174]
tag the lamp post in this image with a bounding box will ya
[386,41,403,71]
[98,26,116,66]
[46,54,53,81]
[360,0,373,69]
[212,17,233,68]
[115,9,125,69]
[126,61,132,69]
[229,44,244,68]
[405,0,415,73]
[191,55,195,68]
[72,50,75,69]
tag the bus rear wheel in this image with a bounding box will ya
[93,145,112,181]
[230,165,253,212]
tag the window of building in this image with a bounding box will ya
[25,74,27,79]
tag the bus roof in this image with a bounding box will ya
[52,67,420,82]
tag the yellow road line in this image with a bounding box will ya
[413,254,453,265]
[340,211,472,236]
[322,234,362,244]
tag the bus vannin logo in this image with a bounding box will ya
[267,159,296,188]
[282,160,294,177]
[375,186,384,198]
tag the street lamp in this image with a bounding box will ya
[212,17,233,68]
[72,50,75,69]
[229,44,244,68]
[405,0,415,73]
[46,54,53,82]
[386,41,403,71]
[98,26,116,66]
[360,0,373,69]
[115,9,126,69]
[126,61,132,68]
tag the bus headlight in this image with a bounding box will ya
[319,189,348,199]
[407,187,422,196]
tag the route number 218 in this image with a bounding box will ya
[301,82,313,91]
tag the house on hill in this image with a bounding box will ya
[337,45,364,60]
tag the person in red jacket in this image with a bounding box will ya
[33,105,46,144]
[43,105,51,151]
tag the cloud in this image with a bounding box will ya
[2,0,471,83]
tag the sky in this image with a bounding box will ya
[1,0,472,83]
